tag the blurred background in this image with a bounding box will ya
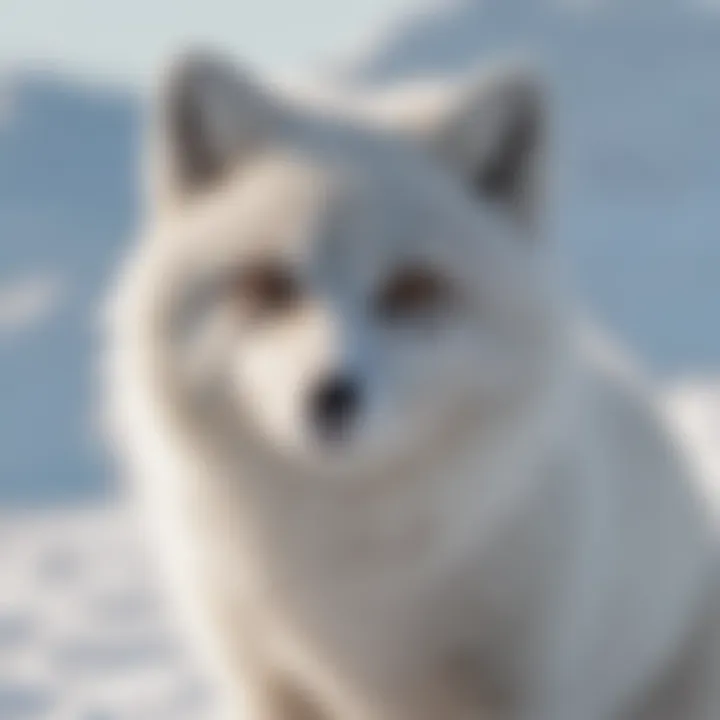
[1,0,719,717]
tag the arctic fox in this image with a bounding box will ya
[104,52,720,720]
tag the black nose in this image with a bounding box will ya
[311,375,360,440]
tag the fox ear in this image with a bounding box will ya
[377,63,547,225]
[435,65,546,223]
[147,51,277,211]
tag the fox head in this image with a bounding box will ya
[110,52,563,483]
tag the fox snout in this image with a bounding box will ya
[309,373,362,442]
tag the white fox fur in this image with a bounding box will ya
[104,52,720,719]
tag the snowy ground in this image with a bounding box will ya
[666,380,720,511]
[0,508,215,719]
[0,382,718,720]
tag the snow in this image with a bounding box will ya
[0,507,215,719]
[667,380,720,511]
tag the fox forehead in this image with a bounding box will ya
[157,131,492,286]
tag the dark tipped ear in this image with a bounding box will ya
[433,65,546,224]
[148,51,277,211]
[374,63,547,226]
[470,78,544,210]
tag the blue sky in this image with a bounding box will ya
[0,0,414,86]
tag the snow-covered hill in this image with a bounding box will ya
[0,76,138,505]
[1,2,719,504]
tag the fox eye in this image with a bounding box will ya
[232,263,300,319]
[375,265,452,322]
